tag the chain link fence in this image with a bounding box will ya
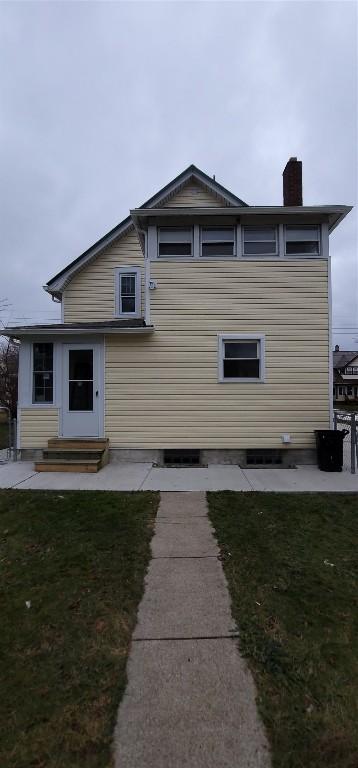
[334,410,358,474]
[0,407,17,464]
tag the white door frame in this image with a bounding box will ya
[60,340,104,438]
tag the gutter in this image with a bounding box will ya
[3,326,155,339]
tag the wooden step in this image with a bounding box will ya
[43,449,104,461]
[35,459,100,473]
[48,438,109,451]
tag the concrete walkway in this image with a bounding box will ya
[113,492,270,768]
[1,460,358,492]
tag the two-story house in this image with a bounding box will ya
[333,346,358,402]
[4,159,352,471]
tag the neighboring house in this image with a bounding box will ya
[4,159,352,470]
[333,346,358,402]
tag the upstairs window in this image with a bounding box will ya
[158,228,192,257]
[218,335,265,382]
[243,227,277,256]
[200,227,235,257]
[115,267,141,316]
[285,225,320,255]
[346,366,358,375]
[32,343,53,403]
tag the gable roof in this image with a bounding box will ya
[333,350,358,369]
[45,165,247,295]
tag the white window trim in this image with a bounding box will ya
[157,227,194,259]
[218,333,266,383]
[31,341,55,405]
[115,266,141,317]
[149,223,327,260]
[242,226,278,258]
[200,226,236,258]
[284,225,321,257]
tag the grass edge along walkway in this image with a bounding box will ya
[207,491,358,768]
[0,489,159,768]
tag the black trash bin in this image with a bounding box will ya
[314,429,349,472]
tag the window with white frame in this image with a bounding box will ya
[158,228,193,257]
[285,226,320,255]
[219,335,265,382]
[243,227,278,256]
[200,227,235,257]
[115,267,141,316]
[32,343,54,403]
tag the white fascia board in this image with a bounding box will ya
[45,220,135,295]
[3,326,155,339]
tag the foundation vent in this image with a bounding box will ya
[163,449,201,466]
[246,449,282,466]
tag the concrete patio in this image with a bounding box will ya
[1,460,358,492]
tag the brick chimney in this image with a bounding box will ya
[283,157,302,206]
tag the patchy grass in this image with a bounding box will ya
[0,489,159,768]
[207,492,358,768]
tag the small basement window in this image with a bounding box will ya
[219,335,265,382]
[243,226,277,256]
[163,449,201,466]
[32,343,54,403]
[158,228,193,257]
[115,267,141,316]
[200,227,235,257]
[246,449,282,466]
[285,225,320,255]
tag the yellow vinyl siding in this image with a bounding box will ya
[20,408,59,448]
[105,259,329,449]
[164,181,227,207]
[63,230,144,323]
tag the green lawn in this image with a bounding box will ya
[0,489,159,768]
[207,492,358,768]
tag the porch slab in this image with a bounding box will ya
[0,461,358,492]
[244,465,358,492]
[141,465,252,491]
[12,462,152,491]
[0,462,36,488]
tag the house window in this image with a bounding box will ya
[285,226,320,255]
[32,343,53,403]
[200,227,235,257]
[243,227,277,256]
[345,366,358,375]
[347,386,353,396]
[219,335,265,382]
[115,267,141,316]
[338,386,343,396]
[158,228,193,257]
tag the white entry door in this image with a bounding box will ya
[62,344,101,437]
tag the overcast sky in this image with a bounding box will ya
[1,0,357,347]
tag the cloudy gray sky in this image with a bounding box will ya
[1,0,357,347]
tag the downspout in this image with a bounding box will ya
[138,228,150,326]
